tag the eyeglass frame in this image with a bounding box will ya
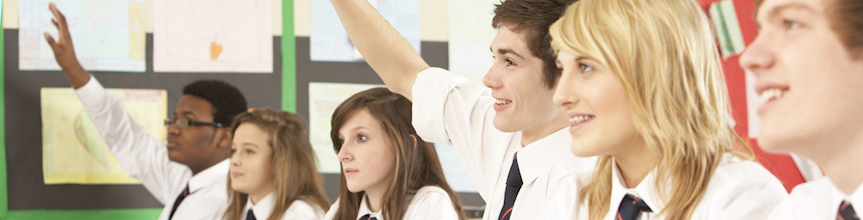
[164,117,225,128]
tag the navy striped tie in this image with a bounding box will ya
[498,157,522,220]
[168,185,190,220]
[617,194,652,220]
[838,201,860,220]
[246,209,257,220]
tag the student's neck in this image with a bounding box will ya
[249,190,273,205]
[614,144,658,188]
[521,114,569,146]
[811,140,863,195]
[365,187,386,213]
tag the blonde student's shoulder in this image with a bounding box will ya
[281,199,326,220]
[403,186,459,220]
[693,154,788,219]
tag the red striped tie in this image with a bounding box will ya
[168,185,190,220]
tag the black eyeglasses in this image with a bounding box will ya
[164,118,224,128]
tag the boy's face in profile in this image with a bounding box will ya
[740,0,863,158]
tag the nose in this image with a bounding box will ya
[337,145,353,162]
[168,121,181,136]
[553,70,578,108]
[482,64,503,89]
[230,149,241,166]
[738,34,775,76]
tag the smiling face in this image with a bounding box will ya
[483,25,563,135]
[740,0,863,156]
[229,123,275,199]
[553,50,642,158]
[336,108,396,195]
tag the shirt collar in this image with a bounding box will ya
[357,194,383,220]
[245,192,275,220]
[609,159,663,215]
[516,128,573,184]
[850,181,863,210]
[189,159,229,193]
[823,177,863,211]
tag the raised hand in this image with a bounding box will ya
[43,2,89,89]
[43,3,81,71]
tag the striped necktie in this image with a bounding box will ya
[168,184,190,220]
[838,201,860,220]
[498,156,522,220]
[617,194,652,220]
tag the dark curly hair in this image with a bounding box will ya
[182,80,248,126]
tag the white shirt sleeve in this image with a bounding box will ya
[696,161,788,219]
[411,68,517,199]
[281,200,325,220]
[74,77,190,204]
[404,186,459,220]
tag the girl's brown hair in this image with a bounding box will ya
[329,88,466,220]
[223,108,329,220]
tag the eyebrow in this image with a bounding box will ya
[340,126,369,135]
[175,111,197,119]
[490,47,526,60]
[232,142,260,149]
[758,2,817,28]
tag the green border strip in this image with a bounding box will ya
[282,0,297,112]
[1,0,297,218]
[8,209,160,220]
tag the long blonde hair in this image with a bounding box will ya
[549,0,752,219]
[329,88,466,220]
[223,108,330,220]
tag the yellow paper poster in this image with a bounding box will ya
[41,88,167,184]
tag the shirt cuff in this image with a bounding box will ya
[411,67,470,143]
[74,75,107,107]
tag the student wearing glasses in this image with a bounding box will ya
[44,3,247,220]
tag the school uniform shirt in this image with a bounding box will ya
[323,185,459,220]
[411,67,597,220]
[75,77,230,220]
[539,154,788,219]
[768,177,863,219]
[240,192,325,220]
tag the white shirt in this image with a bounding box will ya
[323,185,459,220]
[240,192,325,220]
[540,154,788,219]
[768,177,863,219]
[411,68,596,220]
[76,77,230,220]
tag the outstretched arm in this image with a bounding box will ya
[330,0,429,100]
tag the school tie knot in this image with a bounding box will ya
[359,214,378,220]
[617,194,652,220]
[838,201,860,220]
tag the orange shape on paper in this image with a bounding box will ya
[210,41,223,60]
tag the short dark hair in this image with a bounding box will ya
[492,0,578,89]
[182,80,248,126]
